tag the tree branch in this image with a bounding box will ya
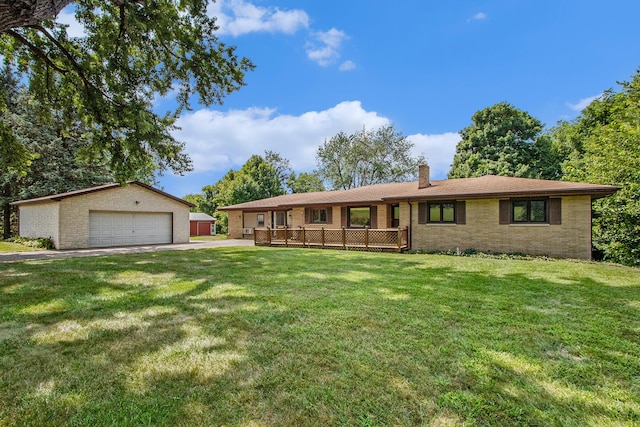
[6,29,68,74]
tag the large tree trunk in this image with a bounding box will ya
[0,0,74,33]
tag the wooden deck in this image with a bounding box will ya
[253,227,409,252]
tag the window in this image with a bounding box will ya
[349,207,370,228]
[274,211,286,227]
[257,214,265,227]
[418,201,465,225]
[305,207,332,224]
[390,204,400,228]
[428,202,455,223]
[512,199,547,223]
[312,208,328,223]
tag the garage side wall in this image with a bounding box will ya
[57,185,190,249]
[18,202,60,248]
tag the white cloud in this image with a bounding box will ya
[173,101,390,173]
[208,0,309,36]
[469,12,488,22]
[56,6,86,38]
[339,60,356,71]
[173,101,459,180]
[306,28,348,67]
[408,132,460,180]
[566,94,601,112]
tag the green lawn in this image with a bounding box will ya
[0,241,43,253]
[189,234,228,241]
[1,248,639,426]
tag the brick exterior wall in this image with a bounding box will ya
[18,202,60,247]
[410,196,593,259]
[227,211,244,239]
[19,185,190,249]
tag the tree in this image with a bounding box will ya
[193,155,287,234]
[1,70,115,238]
[264,150,293,190]
[287,172,326,193]
[0,0,254,181]
[448,102,560,179]
[553,70,640,265]
[316,125,425,190]
[182,194,205,213]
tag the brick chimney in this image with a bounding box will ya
[418,164,430,188]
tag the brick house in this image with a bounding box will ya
[219,166,618,259]
[11,182,193,249]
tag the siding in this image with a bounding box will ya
[18,202,60,247]
[410,196,593,259]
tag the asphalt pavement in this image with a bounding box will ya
[0,239,254,263]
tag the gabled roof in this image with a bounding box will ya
[190,212,215,221]
[11,181,195,207]
[218,175,619,211]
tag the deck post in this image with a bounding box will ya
[284,226,288,247]
[302,227,306,247]
[321,227,325,247]
[267,227,271,246]
[253,228,257,246]
[365,227,369,250]
[342,227,346,249]
[398,226,402,251]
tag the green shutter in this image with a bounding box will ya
[326,207,333,224]
[305,208,310,224]
[341,207,347,227]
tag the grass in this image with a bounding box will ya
[0,241,44,253]
[189,234,228,241]
[1,247,639,426]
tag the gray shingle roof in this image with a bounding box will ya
[190,212,215,221]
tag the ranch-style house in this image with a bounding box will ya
[219,166,618,259]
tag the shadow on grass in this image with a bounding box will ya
[1,247,639,426]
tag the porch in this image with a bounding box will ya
[253,226,409,252]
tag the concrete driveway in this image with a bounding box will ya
[0,239,255,263]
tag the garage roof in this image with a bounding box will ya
[11,181,195,207]
[190,212,215,221]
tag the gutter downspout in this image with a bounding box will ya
[408,200,412,250]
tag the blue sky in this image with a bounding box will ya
[64,1,640,197]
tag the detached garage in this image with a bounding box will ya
[189,212,216,236]
[12,182,194,249]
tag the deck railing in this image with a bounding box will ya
[253,226,409,252]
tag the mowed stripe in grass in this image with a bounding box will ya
[1,247,639,426]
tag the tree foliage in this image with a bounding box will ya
[0,0,254,181]
[552,71,640,265]
[1,70,116,238]
[316,125,425,190]
[448,102,561,179]
[287,172,326,193]
[190,154,287,234]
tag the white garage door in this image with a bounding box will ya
[89,212,173,247]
